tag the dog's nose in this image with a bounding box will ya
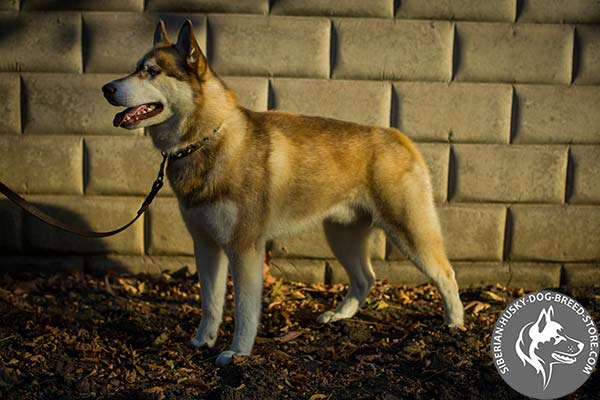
[102,83,117,96]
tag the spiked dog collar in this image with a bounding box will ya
[166,125,222,161]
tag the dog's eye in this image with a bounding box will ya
[148,68,160,77]
[553,336,564,344]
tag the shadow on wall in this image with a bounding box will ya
[0,14,22,46]
[0,199,131,275]
[0,10,81,72]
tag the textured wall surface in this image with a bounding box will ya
[0,0,599,289]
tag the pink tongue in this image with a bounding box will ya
[113,105,147,127]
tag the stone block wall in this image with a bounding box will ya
[0,0,599,289]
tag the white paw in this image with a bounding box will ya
[191,331,217,348]
[446,310,465,329]
[215,350,237,366]
[317,310,348,324]
[447,320,465,330]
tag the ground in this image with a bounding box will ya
[0,268,598,400]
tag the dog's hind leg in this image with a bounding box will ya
[375,164,464,327]
[317,216,375,323]
[386,223,464,327]
[191,235,229,348]
[216,245,264,366]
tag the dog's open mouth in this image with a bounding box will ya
[552,351,577,364]
[113,103,163,127]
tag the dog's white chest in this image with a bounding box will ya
[181,200,238,245]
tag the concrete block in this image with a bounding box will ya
[84,13,207,73]
[452,144,568,203]
[452,262,511,288]
[329,259,429,285]
[23,0,143,11]
[0,256,84,273]
[396,0,516,22]
[86,255,196,276]
[84,136,173,196]
[146,0,268,14]
[371,261,430,286]
[222,77,268,111]
[513,85,600,143]
[270,258,325,283]
[271,78,390,127]
[454,22,573,84]
[332,19,453,81]
[0,0,18,10]
[0,13,81,73]
[510,205,600,261]
[0,200,21,252]
[519,0,600,23]
[0,74,20,134]
[388,204,507,261]
[415,143,449,203]
[509,262,562,290]
[209,15,330,78]
[146,197,193,256]
[570,146,600,204]
[271,227,386,260]
[22,73,143,135]
[575,25,600,84]
[563,263,600,287]
[393,82,512,143]
[441,204,506,261]
[0,135,83,194]
[271,228,332,259]
[23,195,144,254]
[271,0,394,18]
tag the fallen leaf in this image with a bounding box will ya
[290,290,306,300]
[263,262,277,286]
[464,301,491,315]
[275,331,302,343]
[375,299,390,310]
[481,290,505,303]
[153,332,169,346]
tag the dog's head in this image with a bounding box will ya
[515,306,584,389]
[102,20,210,149]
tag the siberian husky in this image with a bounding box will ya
[102,20,464,366]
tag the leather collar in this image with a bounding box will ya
[166,125,222,161]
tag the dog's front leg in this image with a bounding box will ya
[191,235,228,349]
[215,245,264,366]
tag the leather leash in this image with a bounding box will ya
[0,126,220,238]
[0,153,169,238]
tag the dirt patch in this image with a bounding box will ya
[0,271,598,399]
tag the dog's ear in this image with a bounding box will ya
[176,19,207,74]
[535,307,552,333]
[154,20,170,46]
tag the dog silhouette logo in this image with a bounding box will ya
[515,306,584,390]
[491,291,598,399]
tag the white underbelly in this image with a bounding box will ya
[267,203,359,239]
